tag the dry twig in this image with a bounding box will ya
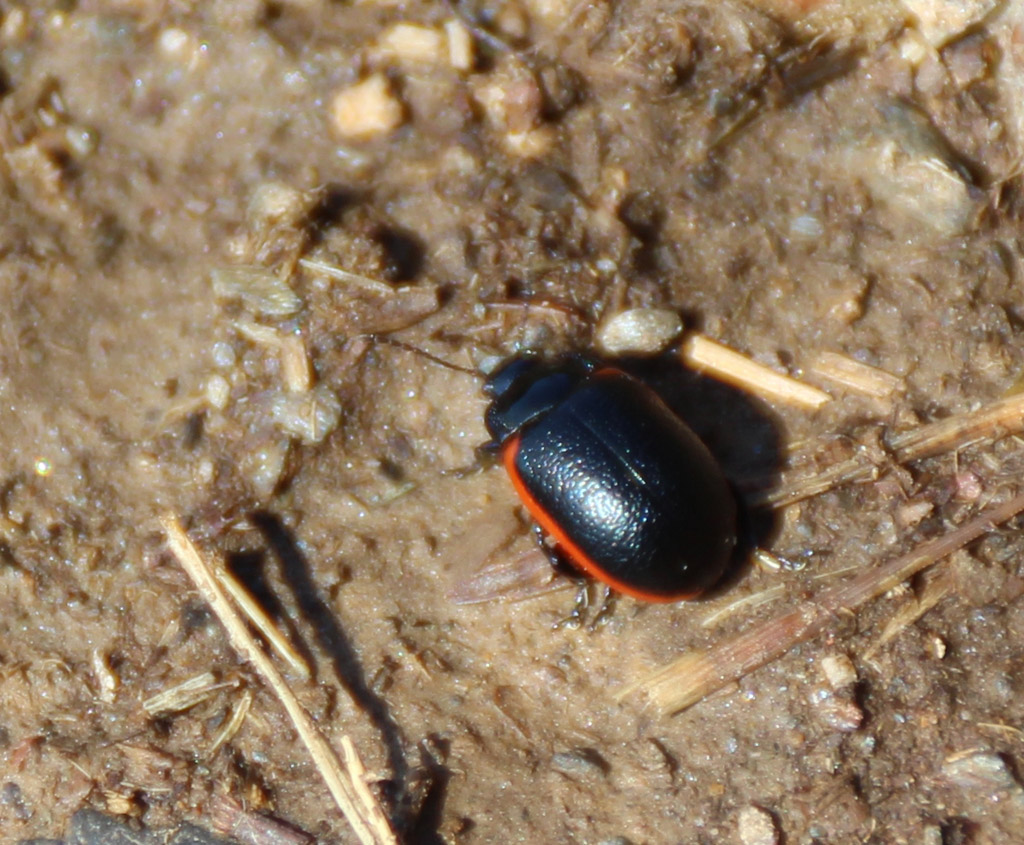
[759,391,1024,507]
[208,688,253,758]
[217,567,311,680]
[618,491,1024,715]
[162,516,398,845]
[142,672,238,717]
[681,334,832,409]
[298,257,394,294]
[863,563,956,660]
[808,351,904,398]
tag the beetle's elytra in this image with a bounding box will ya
[484,357,738,602]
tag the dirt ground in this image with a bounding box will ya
[4,1,1024,843]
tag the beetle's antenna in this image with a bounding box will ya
[365,335,480,376]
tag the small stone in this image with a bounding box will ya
[737,805,779,845]
[205,374,231,410]
[896,498,933,529]
[270,384,342,444]
[901,0,998,46]
[820,654,857,690]
[211,267,302,317]
[330,74,404,141]
[243,441,290,498]
[818,698,864,732]
[246,181,308,231]
[445,19,474,71]
[597,308,683,356]
[503,126,555,158]
[839,101,980,235]
[158,27,192,58]
[375,23,447,65]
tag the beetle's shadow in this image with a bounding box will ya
[615,355,784,597]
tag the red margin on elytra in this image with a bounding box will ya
[502,433,700,603]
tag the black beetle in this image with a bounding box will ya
[483,356,738,602]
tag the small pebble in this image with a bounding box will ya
[818,698,864,732]
[243,441,290,498]
[445,19,474,71]
[205,374,231,410]
[927,634,946,659]
[820,654,857,691]
[211,341,236,368]
[597,307,683,356]
[502,126,555,158]
[896,498,933,528]
[246,181,308,231]
[158,27,192,60]
[901,0,996,46]
[270,384,342,444]
[789,213,824,239]
[375,23,446,65]
[211,266,302,317]
[330,73,404,141]
[737,805,779,845]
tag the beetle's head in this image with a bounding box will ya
[482,355,594,444]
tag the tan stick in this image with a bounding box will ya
[759,391,1024,507]
[808,352,904,398]
[619,491,1024,715]
[162,516,398,845]
[682,334,831,409]
[217,567,311,679]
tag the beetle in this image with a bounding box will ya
[483,356,738,602]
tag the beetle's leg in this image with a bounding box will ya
[588,584,616,629]
[527,525,586,628]
[528,524,592,629]
[554,579,591,630]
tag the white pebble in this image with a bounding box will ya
[820,654,858,690]
[270,384,342,444]
[212,341,237,368]
[205,374,231,410]
[375,23,446,65]
[330,74,404,141]
[597,307,683,356]
[244,441,289,498]
[737,805,779,845]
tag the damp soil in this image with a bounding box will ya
[4,2,1024,843]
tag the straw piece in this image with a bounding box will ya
[619,491,1024,715]
[298,257,394,294]
[681,334,831,410]
[808,352,904,398]
[217,567,311,680]
[863,564,955,659]
[888,391,1024,462]
[208,688,253,758]
[700,585,786,629]
[162,516,397,845]
[760,391,1024,507]
[142,672,236,717]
